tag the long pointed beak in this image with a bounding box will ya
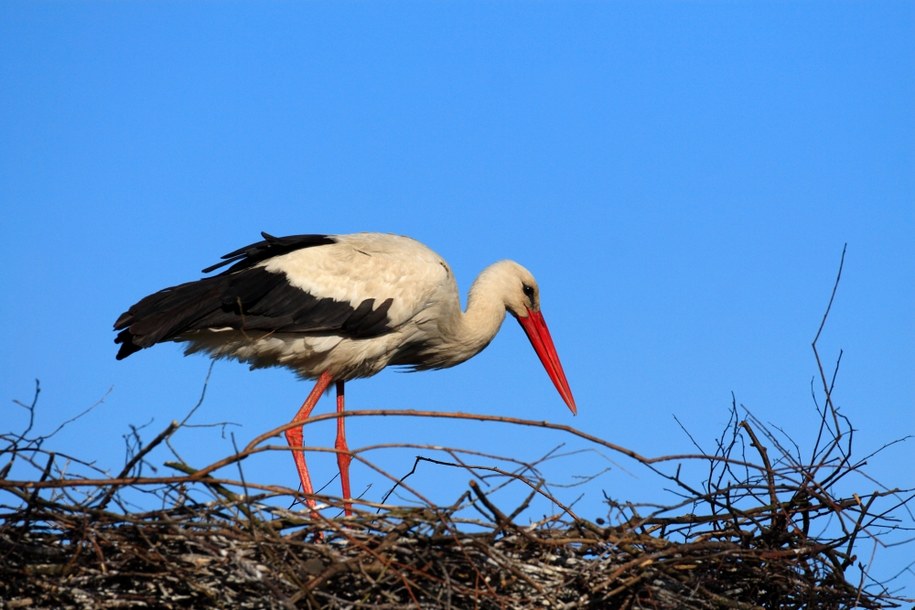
[517,309,577,415]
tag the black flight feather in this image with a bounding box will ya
[202,233,335,274]
[114,233,394,360]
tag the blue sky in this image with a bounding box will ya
[2,1,913,597]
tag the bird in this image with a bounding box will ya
[114,231,577,515]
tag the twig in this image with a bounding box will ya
[94,420,180,510]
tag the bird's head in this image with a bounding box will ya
[486,260,578,415]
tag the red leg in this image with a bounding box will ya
[335,380,353,515]
[285,371,333,513]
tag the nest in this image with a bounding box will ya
[1,383,911,610]
[2,251,912,608]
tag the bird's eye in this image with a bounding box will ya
[522,283,535,303]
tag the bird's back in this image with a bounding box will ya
[114,232,458,380]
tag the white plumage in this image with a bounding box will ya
[115,231,576,515]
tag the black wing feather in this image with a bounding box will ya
[114,233,394,360]
[201,232,336,274]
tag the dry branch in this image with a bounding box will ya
[2,245,911,608]
[1,395,911,610]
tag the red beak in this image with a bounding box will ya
[517,309,577,415]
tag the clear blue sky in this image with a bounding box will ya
[2,1,913,597]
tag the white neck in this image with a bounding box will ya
[416,262,515,369]
[457,264,512,356]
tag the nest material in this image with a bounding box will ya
[0,490,894,609]
[1,395,910,610]
[5,244,909,609]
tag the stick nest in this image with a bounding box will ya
[5,244,909,608]
[1,386,911,610]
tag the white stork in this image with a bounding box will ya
[114,232,577,514]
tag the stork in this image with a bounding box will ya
[114,232,577,514]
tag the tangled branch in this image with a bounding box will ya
[1,244,911,608]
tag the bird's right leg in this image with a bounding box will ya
[334,380,353,516]
[285,371,333,513]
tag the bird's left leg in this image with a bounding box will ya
[285,371,333,514]
[334,380,353,516]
